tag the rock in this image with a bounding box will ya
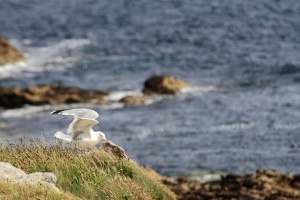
[0,35,25,66]
[143,75,195,95]
[16,172,59,192]
[119,95,149,106]
[0,83,109,109]
[0,162,26,181]
[100,141,129,159]
[0,162,59,191]
[162,169,300,200]
[0,75,199,109]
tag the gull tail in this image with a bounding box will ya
[54,131,72,142]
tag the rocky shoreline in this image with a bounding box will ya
[2,141,300,200]
[3,141,300,200]
[0,75,197,109]
[0,35,200,109]
[2,35,299,200]
[161,169,300,200]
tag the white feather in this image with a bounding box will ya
[51,108,107,147]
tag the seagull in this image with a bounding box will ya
[51,108,107,148]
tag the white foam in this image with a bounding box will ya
[0,38,90,79]
[0,61,28,78]
[209,122,253,132]
[104,90,143,101]
[104,89,160,107]
[0,102,125,119]
[0,84,217,117]
[180,85,217,94]
[99,103,124,109]
[0,105,52,118]
[182,171,226,183]
[274,123,300,130]
[103,85,217,106]
[95,55,137,62]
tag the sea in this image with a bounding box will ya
[1,0,300,177]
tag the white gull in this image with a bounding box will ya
[51,108,107,148]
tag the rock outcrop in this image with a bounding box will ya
[0,83,108,108]
[100,141,129,159]
[0,35,25,66]
[162,169,300,200]
[119,95,149,106]
[0,162,58,191]
[0,76,198,109]
[143,75,195,95]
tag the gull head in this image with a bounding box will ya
[54,131,63,139]
[97,131,108,142]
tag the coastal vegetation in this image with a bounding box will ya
[0,139,175,200]
[0,181,81,200]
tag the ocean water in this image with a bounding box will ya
[1,0,300,176]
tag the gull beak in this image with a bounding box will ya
[104,137,108,142]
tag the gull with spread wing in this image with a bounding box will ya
[51,108,107,148]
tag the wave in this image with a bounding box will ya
[104,90,143,101]
[0,103,124,118]
[181,171,226,183]
[273,123,300,131]
[0,61,28,78]
[0,38,90,79]
[180,85,216,94]
[208,122,253,132]
[0,105,52,118]
[0,84,216,118]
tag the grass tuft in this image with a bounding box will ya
[0,138,175,200]
[0,181,82,200]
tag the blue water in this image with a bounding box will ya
[1,0,300,176]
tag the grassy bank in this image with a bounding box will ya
[0,182,81,200]
[0,139,175,200]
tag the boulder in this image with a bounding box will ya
[0,35,25,66]
[143,75,195,95]
[100,141,129,159]
[0,162,26,181]
[119,95,149,106]
[0,84,109,109]
[0,76,199,109]
[0,162,59,191]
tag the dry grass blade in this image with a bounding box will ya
[0,136,175,200]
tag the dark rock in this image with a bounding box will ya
[143,75,195,95]
[0,35,25,66]
[100,141,128,159]
[0,84,108,109]
[0,75,198,109]
[162,169,300,200]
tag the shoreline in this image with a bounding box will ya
[1,138,299,199]
[160,168,300,199]
[0,76,205,109]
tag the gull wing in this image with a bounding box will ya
[68,118,99,139]
[51,108,99,119]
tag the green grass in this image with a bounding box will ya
[0,138,175,200]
